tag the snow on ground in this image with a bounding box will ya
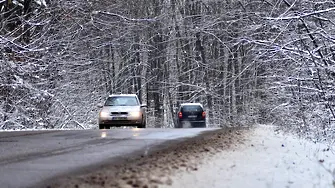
[0,128,80,132]
[162,125,335,188]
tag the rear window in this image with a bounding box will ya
[181,105,203,112]
[104,96,139,106]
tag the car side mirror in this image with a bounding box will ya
[97,104,103,108]
[140,104,147,108]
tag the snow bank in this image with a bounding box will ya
[163,125,335,188]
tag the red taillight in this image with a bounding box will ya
[178,112,183,118]
[202,111,206,118]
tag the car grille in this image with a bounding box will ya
[111,112,128,115]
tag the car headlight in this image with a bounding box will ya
[129,111,141,118]
[99,111,109,118]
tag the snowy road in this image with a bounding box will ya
[2,126,334,188]
[45,125,335,188]
[0,128,217,188]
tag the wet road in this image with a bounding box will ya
[0,128,216,188]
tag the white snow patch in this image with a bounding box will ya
[162,125,335,188]
[0,128,83,132]
[35,0,47,7]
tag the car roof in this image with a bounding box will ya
[180,103,203,107]
[108,94,138,97]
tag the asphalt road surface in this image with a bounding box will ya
[0,128,217,188]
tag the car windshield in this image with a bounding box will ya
[104,96,139,106]
[182,105,203,112]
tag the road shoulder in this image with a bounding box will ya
[162,125,335,188]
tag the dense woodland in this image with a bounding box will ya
[0,0,334,141]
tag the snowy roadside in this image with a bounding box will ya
[162,125,335,188]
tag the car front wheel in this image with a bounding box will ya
[137,117,146,128]
[137,124,146,128]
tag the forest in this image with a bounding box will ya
[0,0,334,141]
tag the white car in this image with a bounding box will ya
[98,94,147,129]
